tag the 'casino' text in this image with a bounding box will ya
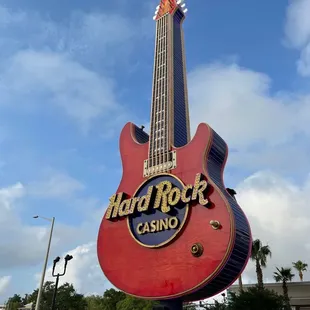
[105,173,209,220]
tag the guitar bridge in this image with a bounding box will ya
[143,151,177,177]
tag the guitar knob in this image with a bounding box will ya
[191,243,204,257]
[210,220,221,230]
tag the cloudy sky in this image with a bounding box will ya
[0,0,310,304]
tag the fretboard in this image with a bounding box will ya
[148,15,170,168]
[144,7,189,178]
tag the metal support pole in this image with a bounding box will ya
[51,274,60,310]
[50,254,73,310]
[35,217,55,310]
[153,299,183,310]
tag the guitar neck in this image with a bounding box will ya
[149,15,170,168]
[148,9,190,172]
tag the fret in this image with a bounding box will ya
[146,8,187,177]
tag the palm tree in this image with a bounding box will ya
[251,239,272,289]
[273,267,295,308]
[292,260,308,281]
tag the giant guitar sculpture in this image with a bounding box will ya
[97,0,252,302]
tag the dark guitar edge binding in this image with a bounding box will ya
[183,129,252,302]
[134,124,150,144]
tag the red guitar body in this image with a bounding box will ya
[97,122,252,301]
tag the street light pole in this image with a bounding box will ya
[34,216,55,310]
[51,254,73,310]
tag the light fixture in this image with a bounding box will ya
[64,254,73,262]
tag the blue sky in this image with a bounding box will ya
[1,0,310,304]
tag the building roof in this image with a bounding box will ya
[228,281,310,307]
[229,281,310,289]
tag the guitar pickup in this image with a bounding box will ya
[143,151,177,177]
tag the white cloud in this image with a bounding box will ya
[188,62,310,173]
[0,180,100,270]
[0,276,11,295]
[236,171,310,283]
[0,183,45,268]
[0,49,123,132]
[285,0,310,76]
[0,183,24,211]
[189,63,305,148]
[42,243,112,295]
[0,5,135,133]
[28,170,84,199]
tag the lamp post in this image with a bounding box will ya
[51,254,73,310]
[33,215,55,310]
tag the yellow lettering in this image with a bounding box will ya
[181,184,193,203]
[159,218,169,230]
[107,174,209,221]
[135,217,180,235]
[156,220,160,231]
[192,173,208,205]
[118,199,131,217]
[150,220,157,232]
[128,197,140,214]
[136,223,143,235]
[169,216,179,229]
[168,187,181,206]
[142,222,150,234]
[137,186,154,212]
[154,181,172,213]
[105,193,125,219]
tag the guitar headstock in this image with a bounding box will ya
[153,0,188,21]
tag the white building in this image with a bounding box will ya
[18,302,33,309]
[228,281,310,310]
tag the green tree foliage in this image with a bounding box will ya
[5,281,294,310]
[100,288,126,310]
[84,295,105,310]
[183,302,199,309]
[273,267,295,309]
[6,294,23,310]
[25,281,86,310]
[6,286,156,310]
[251,239,272,289]
[84,288,156,310]
[116,295,157,310]
[228,286,285,310]
[203,300,227,310]
[292,260,308,281]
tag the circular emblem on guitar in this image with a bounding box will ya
[127,174,190,248]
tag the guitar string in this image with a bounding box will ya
[149,14,172,171]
